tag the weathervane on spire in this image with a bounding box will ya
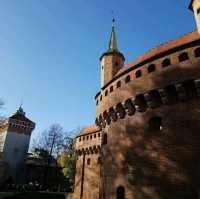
[108,11,118,52]
[20,99,23,109]
[111,10,115,28]
[17,100,25,116]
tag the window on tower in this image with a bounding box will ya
[162,58,171,67]
[125,75,131,83]
[105,90,108,96]
[197,8,200,15]
[97,156,102,164]
[148,64,156,73]
[194,47,200,58]
[117,81,121,88]
[110,86,113,93]
[148,117,162,132]
[116,186,125,199]
[178,52,189,62]
[87,158,91,165]
[135,70,142,78]
[102,133,107,145]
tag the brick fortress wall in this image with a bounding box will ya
[95,32,200,199]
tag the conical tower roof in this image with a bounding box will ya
[100,18,125,61]
[107,18,118,52]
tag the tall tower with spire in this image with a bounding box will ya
[100,18,125,88]
[189,0,200,34]
[0,106,35,183]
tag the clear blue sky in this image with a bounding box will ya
[0,0,195,143]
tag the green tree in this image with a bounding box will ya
[57,135,76,187]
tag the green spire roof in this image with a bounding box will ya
[99,18,125,61]
[108,18,118,52]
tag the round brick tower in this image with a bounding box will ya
[95,5,200,199]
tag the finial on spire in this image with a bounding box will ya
[108,17,118,52]
[17,101,25,116]
[19,99,23,109]
[112,17,115,28]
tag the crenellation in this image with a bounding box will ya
[96,78,200,128]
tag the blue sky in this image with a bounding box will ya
[0,0,195,144]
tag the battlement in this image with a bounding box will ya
[96,78,200,127]
[75,125,101,156]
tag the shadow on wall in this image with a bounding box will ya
[107,64,200,199]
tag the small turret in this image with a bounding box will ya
[100,18,125,88]
[189,0,200,34]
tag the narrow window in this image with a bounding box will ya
[94,134,96,138]
[79,137,81,142]
[125,75,131,83]
[110,86,113,93]
[102,65,104,70]
[182,80,197,99]
[135,70,142,78]
[98,133,101,137]
[115,62,119,66]
[135,94,147,112]
[178,52,189,62]
[194,47,200,58]
[103,133,107,145]
[148,90,162,108]
[90,135,92,139]
[162,58,171,67]
[149,117,162,131]
[148,64,156,73]
[164,84,178,104]
[100,95,102,101]
[117,81,121,88]
[87,158,91,165]
[105,90,108,96]
[197,8,200,14]
[96,100,98,105]
[87,136,89,140]
[117,186,125,199]
[97,157,101,164]
[83,136,85,141]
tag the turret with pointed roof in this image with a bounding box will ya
[100,18,125,88]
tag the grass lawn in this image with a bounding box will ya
[2,192,65,199]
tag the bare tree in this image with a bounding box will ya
[33,124,64,188]
[41,124,64,157]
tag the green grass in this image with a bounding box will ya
[2,192,65,199]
